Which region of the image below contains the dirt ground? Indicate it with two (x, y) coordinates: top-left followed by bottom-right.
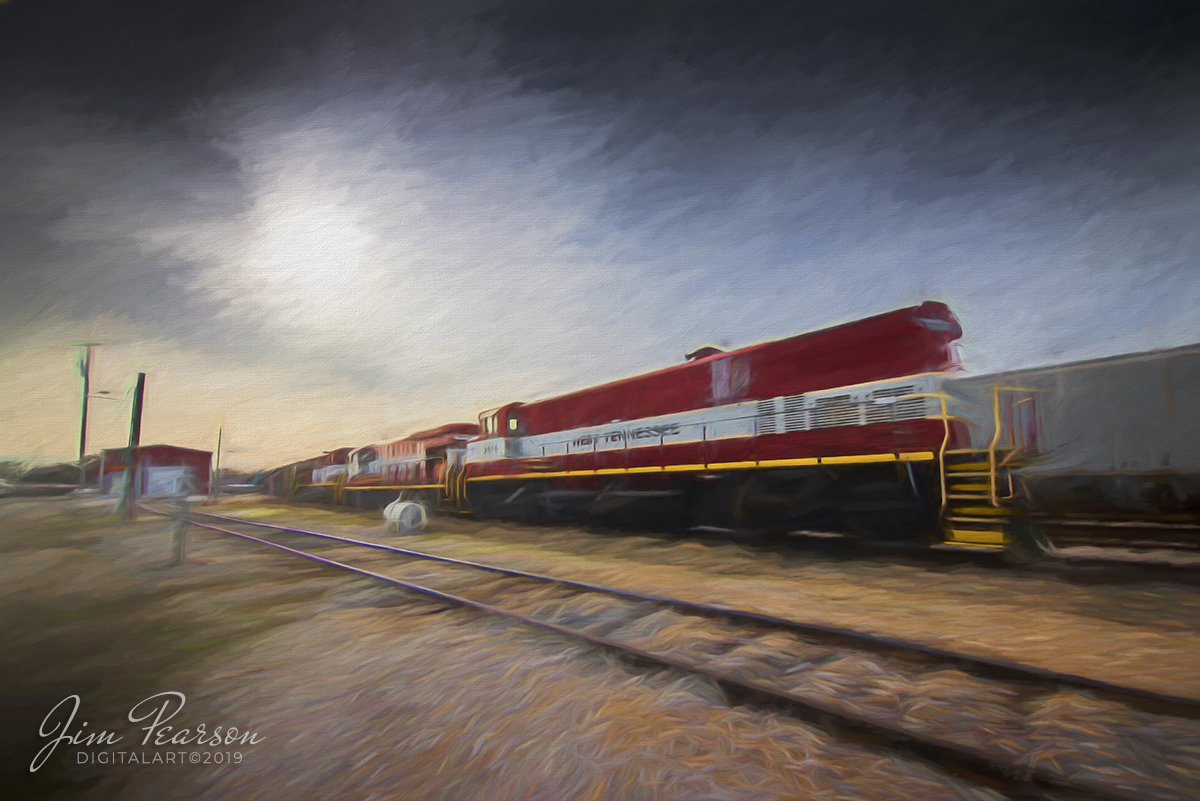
(216, 495), (1200, 698)
(3, 495), (1199, 800)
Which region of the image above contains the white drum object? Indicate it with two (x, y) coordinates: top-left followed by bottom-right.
(384, 500), (428, 534)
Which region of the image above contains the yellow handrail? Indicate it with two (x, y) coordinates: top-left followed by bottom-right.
(988, 385), (1043, 506)
(444, 452), (469, 510)
(901, 391), (956, 515)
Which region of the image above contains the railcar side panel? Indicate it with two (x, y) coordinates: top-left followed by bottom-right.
(946, 344), (1200, 520)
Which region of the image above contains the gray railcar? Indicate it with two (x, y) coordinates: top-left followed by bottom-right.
(945, 344), (1200, 521)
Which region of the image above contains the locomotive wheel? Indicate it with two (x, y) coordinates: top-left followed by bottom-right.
(689, 475), (754, 530)
(739, 469), (839, 533)
(517, 483), (549, 524)
(1003, 517), (1057, 564)
(840, 480), (927, 542)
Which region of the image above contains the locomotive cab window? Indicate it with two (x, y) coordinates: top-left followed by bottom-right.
(481, 412), (503, 437)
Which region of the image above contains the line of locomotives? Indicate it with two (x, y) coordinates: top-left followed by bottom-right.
(264, 302), (1200, 556)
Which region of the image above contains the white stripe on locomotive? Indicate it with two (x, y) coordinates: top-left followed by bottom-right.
(465, 373), (946, 464)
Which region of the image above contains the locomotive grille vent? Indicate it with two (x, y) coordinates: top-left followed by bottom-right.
(782, 394), (807, 432)
(811, 395), (860, 429)
(865, 386), (925, 424)
(755, 399), (778, 435)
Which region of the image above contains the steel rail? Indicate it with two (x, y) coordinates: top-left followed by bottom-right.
(166, 505), (1200, 717)
(154, 508), (1166, 801)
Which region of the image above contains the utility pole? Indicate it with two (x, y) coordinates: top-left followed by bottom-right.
(210, 419), (223, 504)
(117, 373), (146, 524)
(71, 342), (104, 486)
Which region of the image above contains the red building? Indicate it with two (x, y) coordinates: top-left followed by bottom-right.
(100, 445), (212, 497)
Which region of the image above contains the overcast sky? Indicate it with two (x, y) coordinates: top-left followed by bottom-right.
(1, 0), (1198, 467)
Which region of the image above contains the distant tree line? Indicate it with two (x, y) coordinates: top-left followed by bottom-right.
(0, 456), (100, 486)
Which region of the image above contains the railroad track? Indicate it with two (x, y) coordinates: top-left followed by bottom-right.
(705, 524), (1200, 585)
(1041, 523), (1200, 552)
(144, 503), (1200, 801)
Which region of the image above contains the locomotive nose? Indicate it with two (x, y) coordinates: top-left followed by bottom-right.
(914, 301), (962, 338)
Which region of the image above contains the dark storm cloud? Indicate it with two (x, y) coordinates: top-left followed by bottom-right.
(0, 0), (493, 110)
(0, 0), (333, 111)
(460, 0), (1200, 365)
(476, 0), (1200, 222)
(2, 0), (1199, 463)
(7, 0), (1196, 122)
(0, 0), (476, 342)
(0, 101), (242, 342)
(2, 1), (1197, 331)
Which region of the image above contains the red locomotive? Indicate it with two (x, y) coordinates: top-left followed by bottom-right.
(265, 302), (1200, 554)
(342, 423), (479, 508)
(490, 300), (961, 438)
(264, 447), (352, 500)
(281, 300), (1200, 554)
(458, 302), (971, 538)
